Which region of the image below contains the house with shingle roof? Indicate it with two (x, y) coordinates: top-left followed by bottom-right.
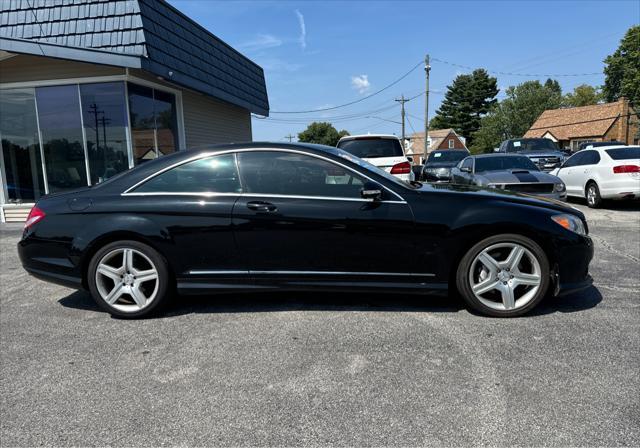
(524, 98), (638, 151)
(406, 129), (467, 164)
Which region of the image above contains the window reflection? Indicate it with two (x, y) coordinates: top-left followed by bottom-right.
(0, 88), (45, 201)
(128, 83), (178, 164)
(154, 89), (178, 157)
(80, 82), (129, 183)
(36, 85), (88, 193)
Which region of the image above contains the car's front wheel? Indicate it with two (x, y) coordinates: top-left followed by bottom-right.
(87, 240), (171, 318)
(456, 234), (550, 317)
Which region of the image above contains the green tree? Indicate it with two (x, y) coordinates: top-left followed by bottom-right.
(563, 84), (603, 107)
(430, 69), (499, 146)
(297, 122), (349, 146)
(470, 80), (563, 153)
(603, 26), (640, 106)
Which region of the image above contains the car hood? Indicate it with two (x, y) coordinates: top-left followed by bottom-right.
(479, 170), (561, 183)
(415, 182), (580, 216)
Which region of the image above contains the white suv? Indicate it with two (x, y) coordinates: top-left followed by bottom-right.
(550, 145), (640, 208)
(336, 134), (415, 182)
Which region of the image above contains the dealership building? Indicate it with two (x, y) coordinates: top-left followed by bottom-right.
(0, 0), (269, 221)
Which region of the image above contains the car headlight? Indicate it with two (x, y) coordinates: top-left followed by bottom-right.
(554, 182), (566, 192)
(551, 214), (587, 235)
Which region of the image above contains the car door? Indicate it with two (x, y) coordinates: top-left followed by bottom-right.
(579, 150), (601, 195)
(122, 153), (244, 277)
(232, 149), (417, 284)
(452, 157), (474, 184)
(556, 152), (585, 196)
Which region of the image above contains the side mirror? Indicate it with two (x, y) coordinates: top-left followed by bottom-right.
(460, 166), (472, 173)
(493, 147), (500, 152)
(361, 182), (383, 201)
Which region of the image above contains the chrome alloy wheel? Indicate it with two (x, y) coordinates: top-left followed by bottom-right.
(468, 242), (542, 311)
(95, 247), (159, 313)
(587, 185), (597, 206)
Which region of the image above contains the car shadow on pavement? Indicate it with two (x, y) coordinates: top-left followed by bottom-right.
(58, 285), (603, 318)
(567, 197), (640, 212)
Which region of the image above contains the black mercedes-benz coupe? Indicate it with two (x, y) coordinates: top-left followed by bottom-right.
(18, 143), (593, 318)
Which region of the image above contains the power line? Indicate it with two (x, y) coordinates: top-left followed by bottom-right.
(267, 60), (423, 114)
(431, 56), (602, 78)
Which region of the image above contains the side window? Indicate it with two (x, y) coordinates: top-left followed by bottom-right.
(460, 158), (473, 171)
(134, 154), (240, 193)
(238, 151), (366, 198)
(563, 152), (583, 168)
(583, 150), (601, 165)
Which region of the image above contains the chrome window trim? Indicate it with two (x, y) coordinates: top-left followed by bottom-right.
(189, 270), (434, 277)
(121, 148), (406, 202)
(123, 191), (406, 204)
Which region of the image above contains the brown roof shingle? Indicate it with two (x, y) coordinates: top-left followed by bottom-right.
(524, 100), (626, 140)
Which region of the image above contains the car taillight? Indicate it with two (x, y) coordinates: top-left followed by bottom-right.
(613, 165), (640, 174)
(390, 161), (411, 174)
(24, 206), (46, 230)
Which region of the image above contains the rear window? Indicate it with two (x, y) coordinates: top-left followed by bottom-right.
(337, 138), (404, 158)
(475, 156), (539, 173)
(606, 147), (640, 160)
(426, 151), (468, 164)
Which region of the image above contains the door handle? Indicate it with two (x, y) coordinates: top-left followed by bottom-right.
(246, 201), (277, 212)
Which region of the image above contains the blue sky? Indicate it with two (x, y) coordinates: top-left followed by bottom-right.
(169, 0), (639, 142)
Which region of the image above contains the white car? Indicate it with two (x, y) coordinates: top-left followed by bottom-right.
(336, 134), (415, 182)
(550, 145), (640, 208)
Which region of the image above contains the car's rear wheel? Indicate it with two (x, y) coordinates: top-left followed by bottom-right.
(87, 240), (171, 318)
(586, 182), (602, 208)
(456, 234), (550, 317)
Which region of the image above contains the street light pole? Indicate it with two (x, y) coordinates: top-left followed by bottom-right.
(424, 54), (431, 163)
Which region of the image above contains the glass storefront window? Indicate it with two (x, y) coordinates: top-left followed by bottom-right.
(80, 82), (129, 184)
(1, 80), (182, 203)
(128, 83), (178, 164)
(36, 85), (88, 193)
(0, 88), (45, 202)
(154, 89), (178, 157)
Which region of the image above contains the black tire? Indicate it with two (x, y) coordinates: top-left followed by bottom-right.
(586, 182), (602, 208)
(455, 234), (550, 317)
(87, 240), (172, 318)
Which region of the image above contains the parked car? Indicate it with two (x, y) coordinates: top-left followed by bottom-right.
(451, 154), (567, 200)
(411, 164), (424, 181)
(496, 138), (566, 171)
(337, 134), (414, 182)
(422, 149), (469, 183)
(550, 145), (640, 208)
(18, 142), (593, 318)
(578, 141), (626, 151)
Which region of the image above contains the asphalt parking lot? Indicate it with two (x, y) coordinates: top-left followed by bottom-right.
(1, 200), (639, 446)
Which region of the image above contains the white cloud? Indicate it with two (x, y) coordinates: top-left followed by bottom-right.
(351, 75), (371, 94)
(295, 10), (306, 49)
(238, 34), (282, 51)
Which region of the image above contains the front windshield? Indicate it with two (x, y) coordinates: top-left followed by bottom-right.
(325, 146), (413, 188)
(475, 156), (539, 172)
(426, 151), (468, 164)
(506, 139), (559, 153)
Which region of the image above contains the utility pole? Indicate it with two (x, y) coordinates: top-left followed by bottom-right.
(284, 134), (295, 142)
(424, 54), (431, 163)
(395, 94), (409, 151)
